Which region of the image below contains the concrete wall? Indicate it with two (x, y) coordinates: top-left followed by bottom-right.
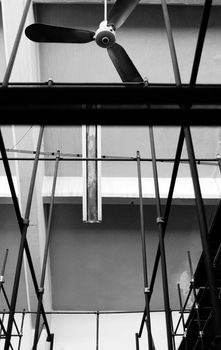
(48, 202), (215, 311)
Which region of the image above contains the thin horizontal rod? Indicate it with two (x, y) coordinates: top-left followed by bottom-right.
(1, 157), (219, 163)
(4, 82), (221, 87)
(6, 148), (219, 161)
(0, 309), (181, 315)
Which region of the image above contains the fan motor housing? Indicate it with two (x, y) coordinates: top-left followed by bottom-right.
(95, 24), (116, 48)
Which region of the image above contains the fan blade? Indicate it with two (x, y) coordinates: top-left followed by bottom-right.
(25, 23), (95, 43)
(107, 0), (140, 29)
(107, 43), (143, 83)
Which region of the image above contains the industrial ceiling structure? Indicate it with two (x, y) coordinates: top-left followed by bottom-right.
(0, 0), (221, 349)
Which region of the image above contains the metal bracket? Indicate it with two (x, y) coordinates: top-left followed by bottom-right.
(156, 217), (165, 224)
(23, 218), (30, 226)
(199, 330), (204, 338)
(0, 275), (4, 283)
(195, 303), (199, 310)
(144, 287), (150, 293)
(38, 287), (44, 294)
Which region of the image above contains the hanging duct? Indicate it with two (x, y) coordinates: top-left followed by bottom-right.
(82, 125), (101, 223)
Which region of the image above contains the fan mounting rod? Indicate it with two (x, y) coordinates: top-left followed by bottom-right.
(104, 0), (107, 21)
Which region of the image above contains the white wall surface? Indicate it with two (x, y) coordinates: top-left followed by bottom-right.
(0, 5), (6, 81)
(49, 311), (184, 350)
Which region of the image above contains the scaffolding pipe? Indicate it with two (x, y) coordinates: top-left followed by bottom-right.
(96, 311), (99, 350)
(4, 127), (44, 350)
(0, 129), (51, 339)
(0, 130), (24, 228)
(184, 126), (221, 347)
(174, 286), (192, 335)
(187, 251), (204, 349)
(149, 126), (173, 350)
(2, 285), (20, 336)
(0, 157), (220, 164)
(49, 334), (54, 350)
(18, 309), (25, 350)
(0, 249), (8, 295)
(0, 249), (9, 277)
(32, 151), (60, 350)
(138, 127), (185, 339)
(135, 333), (139, 350)
(161, 0), (182, 87)
(177, 284), (188, 350)
(190, 0), (213, 86)
(0, 310), (5, 339)
(2, 0), (33, 87)
(136, 151), (155, 350)
(0, 317), (13, 350)
(217, 154), (221, 174)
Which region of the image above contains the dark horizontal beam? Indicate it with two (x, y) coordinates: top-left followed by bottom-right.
(1, 84), (221, 125)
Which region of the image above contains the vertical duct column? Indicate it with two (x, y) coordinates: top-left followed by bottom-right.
(82, 125), (101, 223)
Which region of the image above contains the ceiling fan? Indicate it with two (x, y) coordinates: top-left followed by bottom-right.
(25, 0), (144, 84)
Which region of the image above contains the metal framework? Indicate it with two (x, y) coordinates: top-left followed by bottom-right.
(0, 0), (221, 349)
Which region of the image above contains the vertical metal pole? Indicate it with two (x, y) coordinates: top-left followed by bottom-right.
(0, 310), (6, 340)
(137, 151), (154, 350)
(177, 284), (188, 350)
(184, 126), (221, 347)
(49, 334), (54, 350)
(4, 126), (44, 350)
(32, 151), (60, 350)
(149, 126), (173, 350)
(216, 154), (221, 175)
(18, 310), (25, 350)
(0, 249), (9, 278)
(135, 333), (139, 350)
(2, 0), (33, 87)
(0, 249), (9, 294)
(0, 129), (51, 339)
(187, 251), (204, 349)
(138, 128), (185, 340)
(96, 311), (99, 350)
